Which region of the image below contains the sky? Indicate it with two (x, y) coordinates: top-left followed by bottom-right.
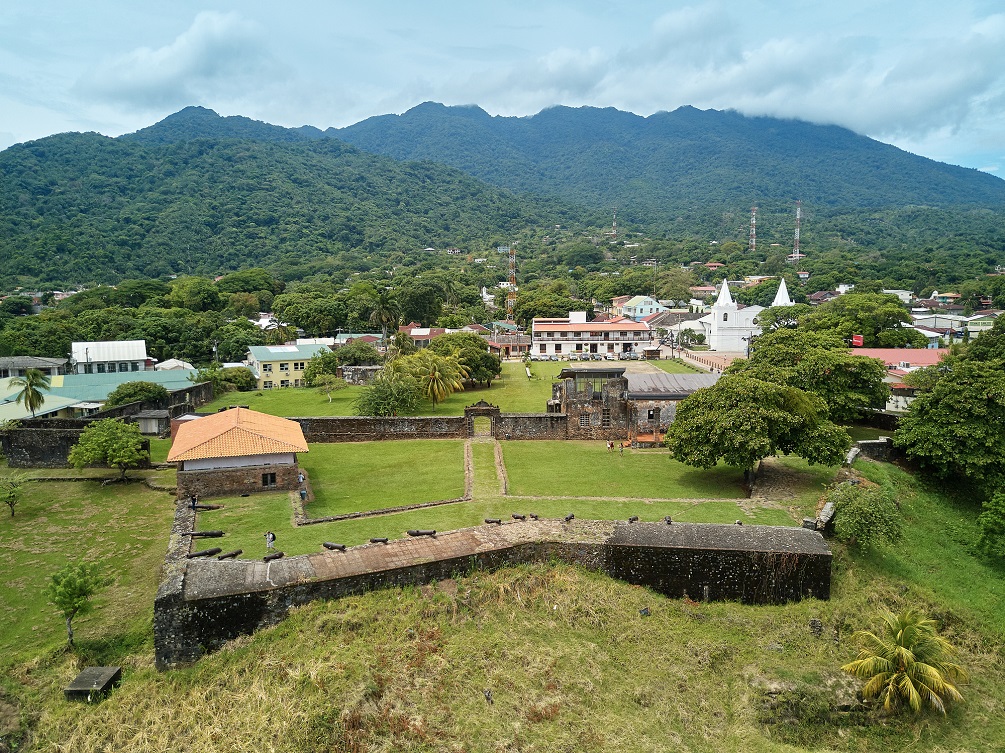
(2, 1), (1005, 176)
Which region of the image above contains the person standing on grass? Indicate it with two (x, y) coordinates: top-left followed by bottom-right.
(265, 531), (276, 550)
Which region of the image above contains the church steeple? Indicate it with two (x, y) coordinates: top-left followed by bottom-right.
(714, 280), (734, 307)
(770, 278), (793, 307)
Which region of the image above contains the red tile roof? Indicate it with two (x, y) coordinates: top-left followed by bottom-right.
(167, 407), (308, 462)
(849, 348), (949, 368)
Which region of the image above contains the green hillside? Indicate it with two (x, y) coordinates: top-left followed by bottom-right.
(332, 102), (1005, 220)
(0, 131), (580, 288)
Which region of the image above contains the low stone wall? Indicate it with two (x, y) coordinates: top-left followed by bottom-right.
(495, 413), (569, 440)
(855, 437), (896, 461)
(176, 463), (301, 499)
(0, 428), (151, 469)
(293, 416), (467, 443)
(154, 513), (831, 669)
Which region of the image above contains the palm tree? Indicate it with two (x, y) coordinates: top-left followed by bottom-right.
(10, 368), (51, 418)
(404, 350), (466, 406)
(368, 290), (401, 348)
(842, 609), (968, 714)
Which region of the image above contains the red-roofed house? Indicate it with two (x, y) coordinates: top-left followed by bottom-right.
(848, 348), (950, 412)
(167, 407), (309, 498)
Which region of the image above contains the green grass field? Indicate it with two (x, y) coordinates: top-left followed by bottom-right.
(198, 359), (708, 418)
(502, 440), (748, 499)
(7, 456), (1005, 752)
(200, 360), (567, 417)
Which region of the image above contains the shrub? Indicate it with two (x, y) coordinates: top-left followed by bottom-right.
(977, 491), (1005, 561)
(828, 482), (901, 549)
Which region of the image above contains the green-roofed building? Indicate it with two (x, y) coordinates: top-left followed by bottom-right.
(246, 344), (330, 389)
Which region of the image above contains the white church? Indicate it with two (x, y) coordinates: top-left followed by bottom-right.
(682, 278), (794, 351)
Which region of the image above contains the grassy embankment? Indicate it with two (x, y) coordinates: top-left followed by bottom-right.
(3, 457), (1004, 752)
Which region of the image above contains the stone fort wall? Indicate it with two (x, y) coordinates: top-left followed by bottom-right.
(154, 505), (832, 669)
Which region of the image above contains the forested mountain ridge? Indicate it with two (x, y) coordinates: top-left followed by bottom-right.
(3, 104), (1005, 291)
(0, 129), (580, 287)
(331, 103), (1005, 223)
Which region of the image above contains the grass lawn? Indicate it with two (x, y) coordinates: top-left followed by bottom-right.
(148, 437), (172, 464)
(17, 458), (1005, 752)
(0, 479), (175, 664)
(648, 358), (705, 374)
(299, 440), (466, 516)
(502, 440), (748, 499)
(199, 360), (566, 417)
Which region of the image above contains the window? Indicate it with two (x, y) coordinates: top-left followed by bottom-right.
(723, 312), (728, 322)
(96, 363), (106, 374)
(263, 381), (273, 389)
(647, 408), (660, 423)
(280, 379), (290, 388)
(555, 344), (562, 353)
(294, 379), (303, 387)
(263, 363), (273, 373)
(279, 362), (290, 372)
(262, 472), (277, 488)
(131, 362), (140, 371)
(83, 364), (93, 374)
(119, 362), (129, 373)
(293, 361), (305, 370)
(539, 345), (547, 354)
(601, 409), (611, 428)
(579, 414), (590, 428)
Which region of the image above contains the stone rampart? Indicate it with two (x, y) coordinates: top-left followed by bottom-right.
(0, 427), (151, 469)
(293, 416), (467, 443)
(495, 413), (569, 440)
(154, 512), (831, 669)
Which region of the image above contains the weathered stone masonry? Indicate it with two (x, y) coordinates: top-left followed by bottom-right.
(154, 504), (831, 669)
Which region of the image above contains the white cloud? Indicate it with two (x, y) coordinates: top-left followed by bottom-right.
(74, 11), (288, 111)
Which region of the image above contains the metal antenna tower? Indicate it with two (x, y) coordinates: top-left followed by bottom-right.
(793, 200), (802, 266)
(506, 245), (514, 319)
(748, 206), (758, 254)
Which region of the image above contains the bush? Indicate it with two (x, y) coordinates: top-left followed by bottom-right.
(220, 366), (257, 391)
(103, 381), (169, 408)
(828, 482), (901, 548)
(977, 491), (1005, 561)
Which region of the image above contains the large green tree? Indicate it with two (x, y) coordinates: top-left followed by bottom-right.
(104, 381), (169, 409)
(665, 375), (851, 474)
(801, 293), (926, 348)
(894, 360), (1005, 496)
(427, 332), (501, 387)
(353, 371), (421, 416)
(842, 609), (968, 715)
(68, 419), (149, 480)
(728, 329), (889, 421)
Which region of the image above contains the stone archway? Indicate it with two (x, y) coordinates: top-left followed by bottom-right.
(464, 400), (501, 437)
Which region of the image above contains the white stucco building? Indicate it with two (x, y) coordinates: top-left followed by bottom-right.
(532, 312), (650, 357)
(685, 279), (794, 352)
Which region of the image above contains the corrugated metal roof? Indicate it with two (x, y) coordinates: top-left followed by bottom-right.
(71, 340), (149, 363)
(625, 372), (719, 399)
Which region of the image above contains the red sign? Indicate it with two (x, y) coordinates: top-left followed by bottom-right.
(851, 334), (864, 347)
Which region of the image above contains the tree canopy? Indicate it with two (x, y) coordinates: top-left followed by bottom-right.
(68, 419), (149, 479)
(727, 329), (889, 421)
(665, 375), (851, 472)
(103, 381), (169, 408)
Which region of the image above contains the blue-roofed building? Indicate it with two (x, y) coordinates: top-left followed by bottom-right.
(0, 369), (200, 421)
(247, 344), (330, 389)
